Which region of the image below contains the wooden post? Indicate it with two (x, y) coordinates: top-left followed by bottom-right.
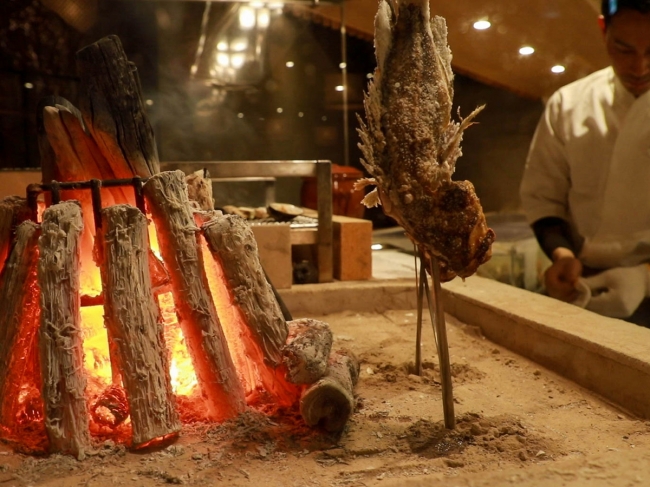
(96, 205), (181, 446)
(300, 349), (360, 432)
(38, 202), (92, 459)
(0, 222), (41, 428)
(77, 35), (160, 178)
(283, 318), (333, 384)
(143, 171), (245, 421)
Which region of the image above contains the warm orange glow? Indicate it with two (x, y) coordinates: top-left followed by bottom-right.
(158, 292), (198, 396)
(199, 235), (301, 407)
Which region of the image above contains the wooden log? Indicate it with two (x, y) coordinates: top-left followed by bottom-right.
(282, 319), (333, 384)
(143, 171), (245, 421)
(77, 35), (159, 178)
(202, 215), (288, 365)
(38, 201), (92, 459)
(0, 196), (31, 274)
(186, 169), (214, 211)
(95, 204), (181, 446)
(201, 214), (302, 405)
(300, 349), (360, 433)
(37, 96), (81, 185)
(0, 222), (41, 428)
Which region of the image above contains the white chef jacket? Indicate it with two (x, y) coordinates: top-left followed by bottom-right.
(520, 66), (650, 268)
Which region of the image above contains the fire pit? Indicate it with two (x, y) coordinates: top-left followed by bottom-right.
(0, 35), (358, 459)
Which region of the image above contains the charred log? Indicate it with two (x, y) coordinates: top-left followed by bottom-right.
(300, 349), (360, 433)
(143, 171), (245, 421)
(0, 222), (41, 429)
(38, 202), (92, 459)
(0, 196), (31, 274)
(96, 204), (181, 446)
(76, 35), (159, 178)
(282, 319), (333, 384)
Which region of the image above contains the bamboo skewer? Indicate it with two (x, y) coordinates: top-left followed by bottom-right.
(429, 255), (455, 429)
(413, 247), (456, 430)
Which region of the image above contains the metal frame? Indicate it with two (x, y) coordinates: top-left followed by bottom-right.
(161, 160), (333, 283)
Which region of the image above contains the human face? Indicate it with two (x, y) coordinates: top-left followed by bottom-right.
(602, 9), (650, 97)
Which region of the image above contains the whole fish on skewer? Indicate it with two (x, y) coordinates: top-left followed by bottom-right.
(356, 0), (495, 281)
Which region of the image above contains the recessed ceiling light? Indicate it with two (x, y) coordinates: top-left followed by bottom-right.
(286, 61), (294, 68)
(473, 20), (491, 30)
(551, 65), (566, 73)
(335, 85), (344, 92)
(519, 46), (535, 55)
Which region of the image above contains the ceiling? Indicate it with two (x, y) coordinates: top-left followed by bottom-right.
(292, 0), (609, 99)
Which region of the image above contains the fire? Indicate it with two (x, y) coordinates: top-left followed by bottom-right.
(76, 216), (202, 430)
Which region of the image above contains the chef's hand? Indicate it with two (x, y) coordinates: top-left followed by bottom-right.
(583, 265), (650, 318)
(545, 248), (583, 302)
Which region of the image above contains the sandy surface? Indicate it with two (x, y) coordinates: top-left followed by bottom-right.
(1, 308), (649, 487)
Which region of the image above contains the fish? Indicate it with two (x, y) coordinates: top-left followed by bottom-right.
(356, 0), (495, 281)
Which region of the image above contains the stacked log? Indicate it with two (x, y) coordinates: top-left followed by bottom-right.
(0, 222), (41, 429)
(0, 196), (31, 274)
(143, 171), (246, 421)
(201, 214), (301, 405)
(300, 349), (360, 432)
(38, 202), (92, 459)
(95, 205), (180, 446)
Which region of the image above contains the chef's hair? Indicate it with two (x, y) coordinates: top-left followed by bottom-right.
(601, 0), (650, 25)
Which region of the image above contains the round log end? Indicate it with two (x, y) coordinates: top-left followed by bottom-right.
(299, 377), (354, 433)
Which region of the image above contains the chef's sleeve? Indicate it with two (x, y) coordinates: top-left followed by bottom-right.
(519, 93), (571, 226)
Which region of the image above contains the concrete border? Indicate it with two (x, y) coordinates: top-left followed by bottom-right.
(280, 276), (650, 419)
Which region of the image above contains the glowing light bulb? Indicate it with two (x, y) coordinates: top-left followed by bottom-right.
(473, 20), (491, 30)
(239, 6), (256, 29)
(286, 61), (294, 68)
(551, 65), (566, 73)
(231, 54), (245, 68)
(257, 9), (270, 28)
(519, 46), (535, 55)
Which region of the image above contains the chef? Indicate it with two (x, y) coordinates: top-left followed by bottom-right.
(520, 0), (650, 324)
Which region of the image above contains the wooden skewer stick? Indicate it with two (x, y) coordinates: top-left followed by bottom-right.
(428, 255), (455, 429)
(413, 246), (425, 376)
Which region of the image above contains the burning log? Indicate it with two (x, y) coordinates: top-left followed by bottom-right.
(77, 35), (160, 179)
(0, 222), (41, 428)
(0, 196), (31, 273)
(300, 349), (360, 433)
(186, 169), (214, 211)
(95, 204), (181, 446)
(143, 171), (246, 421)
(202, 215), (288, 365)
(282, 319), (333, 384)
(38, 202), (92, 459)
(201, 214), (302, 405)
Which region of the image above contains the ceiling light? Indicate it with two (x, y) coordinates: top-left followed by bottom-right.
(24, 82), (34, 89)
(286, 61), (294, 68)
(231, 39), (248, 52)
(239, 6), (256, 29)
(298, 112), (304, 117)
(217, 53), (230, 67)
(231, 54), (245, 68)
(519, 46), (535, 55)
(257, 9), (270, 28)
(145, 99), (154, 106)
(339, 62), (347, 69)
(551, 65), (565, 73)
(238, 113), (244, 118)
(335, 85), (344, 92)
(371, 244), (383, 250)
(473, 20), (491, 30)
(277, 107), (283, 113)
